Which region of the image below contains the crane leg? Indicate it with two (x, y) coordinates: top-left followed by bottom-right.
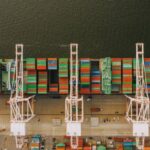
(136, 137), (145, 150)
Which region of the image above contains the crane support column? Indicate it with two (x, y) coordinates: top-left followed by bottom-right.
(65, 43), (84, 149)
(9, 44), (35, 149)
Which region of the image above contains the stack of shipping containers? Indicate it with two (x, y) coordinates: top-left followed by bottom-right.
(91, 59), (101, 94)
(48, 58), (59, 94)
(37, 58), (47, 70)
(122, 58), (133, 94)
(1, 59), (11, 93)
(58, 58), (69, 94)
(80, 58), (91, 94)
(101, 57), (111, 94)
(111, 58), (122, 93)
(0, 59), (2, 93)
(38, 71), (47, 94)
(37, 58), (47, 94)
(132, 58), (136, 93)
(26, 58), (37, 94)
(144, 58), (150, 93)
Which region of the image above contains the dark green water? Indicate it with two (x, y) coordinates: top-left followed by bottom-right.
(0, 0), (150, 58)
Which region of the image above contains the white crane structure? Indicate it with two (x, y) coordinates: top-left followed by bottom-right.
(7, 59), (15, 91)
(65, 43), (84, 149)
(9, 44), (35, 149)
(126, 43), (150, 150)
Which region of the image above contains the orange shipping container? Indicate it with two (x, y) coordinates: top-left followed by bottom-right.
(112, 70), (121, 74)
(112, 58), (121, 61)
(56, 148), (65, 150)
(30, 143), (40, 147)
(144, 58), (150, 61)
(123, 78), (132, 82)
(117, 145), (123, 150)
(83, 146), (91, 150)
(123, 70), (132, 74)
(66, 146), (83, 150)
(122, 84), (132, 88)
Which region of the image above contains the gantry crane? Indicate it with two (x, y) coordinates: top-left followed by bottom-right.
(65, 43), (84, 149)
(9, 44), (35, 149)
(126, 43), (150, 150)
